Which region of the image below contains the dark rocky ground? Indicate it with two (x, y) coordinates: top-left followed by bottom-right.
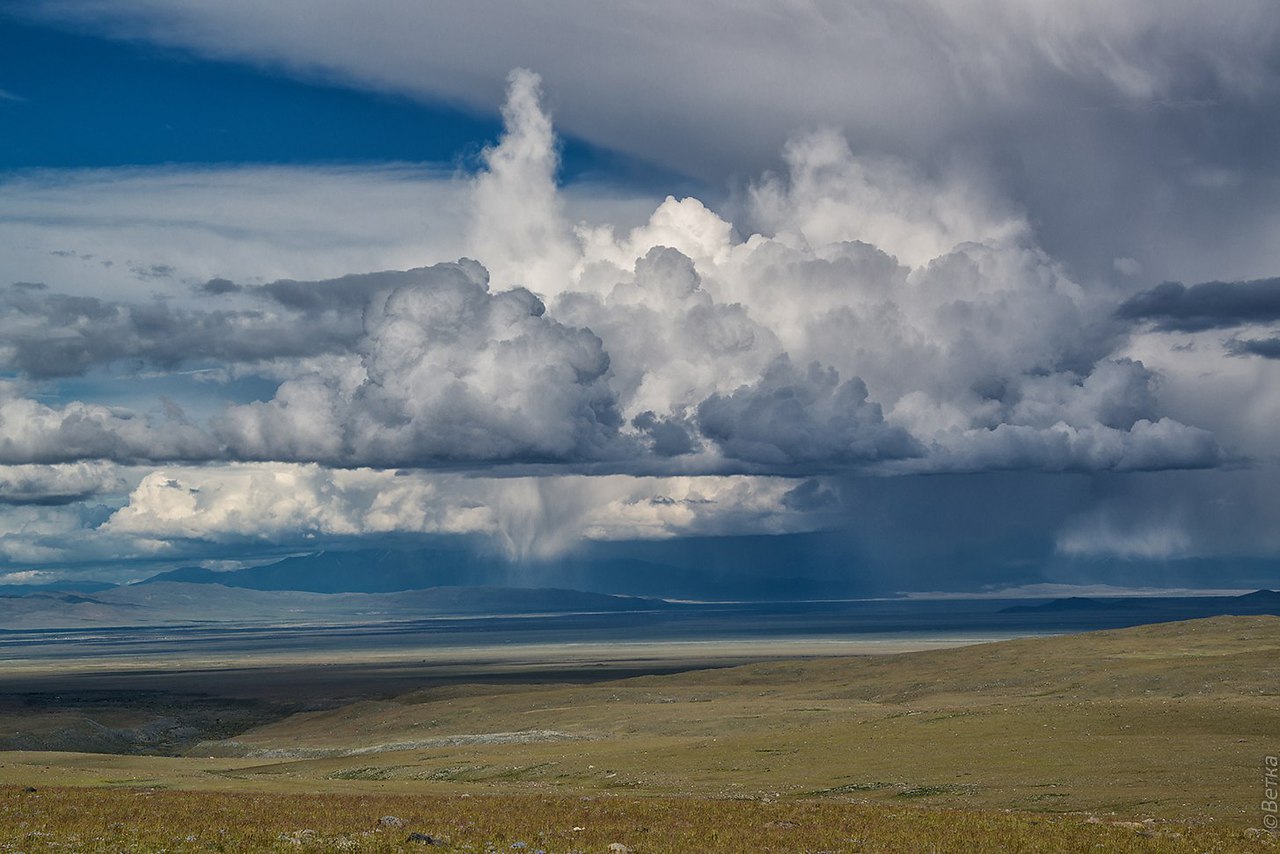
(0, 689), (298, 755)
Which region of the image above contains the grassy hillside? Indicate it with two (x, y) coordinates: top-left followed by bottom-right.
(1, 616), (1278, 850)
(150, 616), (1269, 819)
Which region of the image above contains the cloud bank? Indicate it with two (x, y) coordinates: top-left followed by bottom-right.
(19, 0), (1280, 286)
(0, 71), (1222, 481)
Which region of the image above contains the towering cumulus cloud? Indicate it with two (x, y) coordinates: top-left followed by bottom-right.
(468, 69), (579, 296)
(0, 70), (1237, 566)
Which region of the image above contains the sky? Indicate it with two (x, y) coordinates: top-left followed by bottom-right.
(1, 2), (1279, 596)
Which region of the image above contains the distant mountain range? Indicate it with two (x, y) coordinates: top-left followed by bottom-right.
(4, 544), (1276, 631)
(999, 589), (1280, 615)
(0, 580), (118, 597)
(131, 549), (853, 601)
(0, 582), (681, 630)
(136, 549), (499, 593)
(998, 596), (1152, 614)
(0, 575), (1276, 632)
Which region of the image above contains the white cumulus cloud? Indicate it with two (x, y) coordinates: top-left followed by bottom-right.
(102, 465), (827, 561)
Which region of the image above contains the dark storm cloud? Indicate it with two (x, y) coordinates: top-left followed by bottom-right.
(0, 295), (346, 378)
(0, 278), (379, 378)
(1116, 278), (1280, 332)
(250, 269), (423, 314)
(631, 411), (696, 457)
(696, 356), (921, 467)
(1226, 336), (1280, 359)
(198, 277), (240, 295)
(0, 463), (124, 506)
(781, 478), (839, 512)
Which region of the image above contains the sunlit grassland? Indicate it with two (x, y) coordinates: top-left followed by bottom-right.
(1, 616), (1279, 851)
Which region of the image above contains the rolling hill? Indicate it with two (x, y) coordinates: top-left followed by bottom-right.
(121, 615), (1280, 820)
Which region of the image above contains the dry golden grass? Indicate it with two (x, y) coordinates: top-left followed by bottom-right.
(0, 785), (1274, 853)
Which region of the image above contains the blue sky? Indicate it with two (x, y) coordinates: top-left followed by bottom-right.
(1, 2), (1279, 596)
(0, 11), (684, 188)
(0, 14), (500, 168)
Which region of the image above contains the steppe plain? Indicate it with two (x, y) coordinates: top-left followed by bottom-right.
(1, 615), (1278, 851)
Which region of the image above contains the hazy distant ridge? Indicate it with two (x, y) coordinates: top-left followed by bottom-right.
(132, 548), (852, 600)
(0, 582), (678, 629)
(998, 590), (1280, 615)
